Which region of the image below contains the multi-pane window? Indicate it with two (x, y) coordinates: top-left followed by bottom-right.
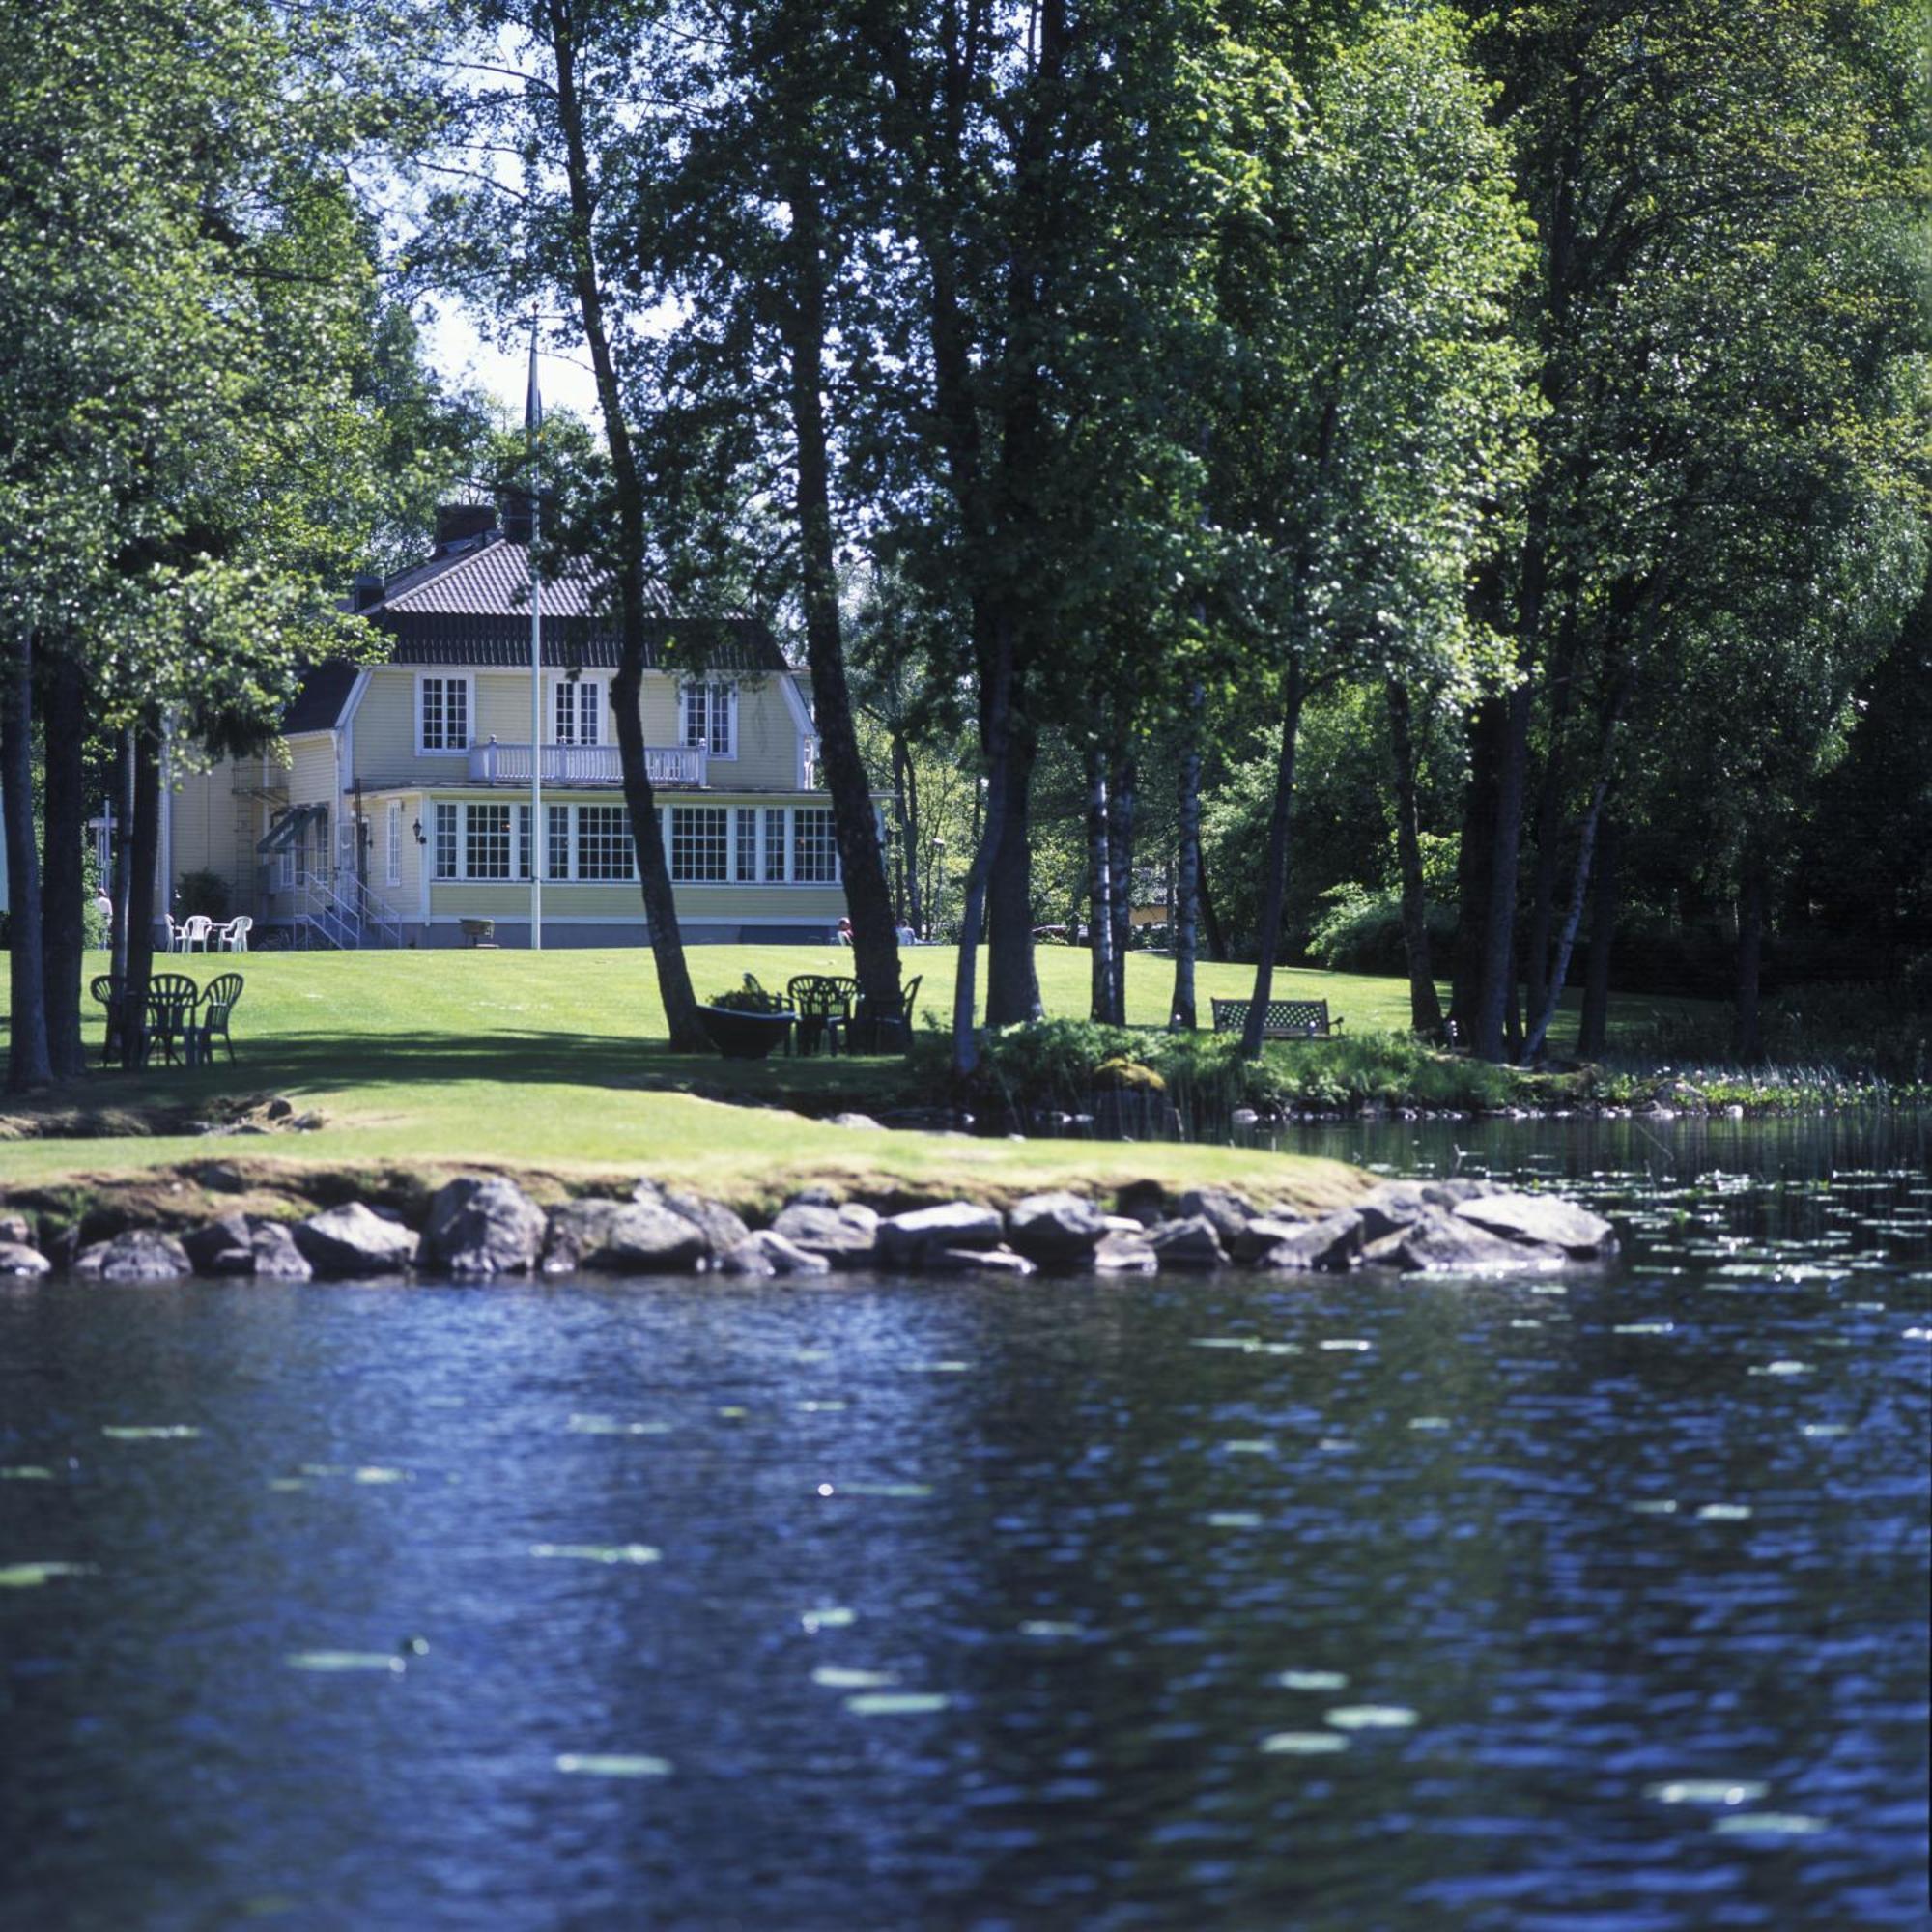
(466, 803), (512, 879)
(670, 807), (728, 883)
(792, 807), (838, 883)
(518, 805), (532, 882)
(734, 808), (757, 883)
(554, 678), (601, 745)
(763, 808), (788, 883)
(548, 805), (571, 881)
(434, 802), (459, 880)
(385, 803), (402, 886)
(577, 805), (635, 880)
(419, 674), (470, 752)
(681, 681), (735, 757)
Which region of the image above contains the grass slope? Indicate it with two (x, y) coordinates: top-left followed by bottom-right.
(0, 945), (1713, 1210)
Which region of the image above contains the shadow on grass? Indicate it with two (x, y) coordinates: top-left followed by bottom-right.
(0, 1024), (923, 1127)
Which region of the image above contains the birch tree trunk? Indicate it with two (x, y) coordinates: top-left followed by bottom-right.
(3, 630), (51, 1092)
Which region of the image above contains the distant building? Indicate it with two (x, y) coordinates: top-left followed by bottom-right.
(164, 504), (863, 948)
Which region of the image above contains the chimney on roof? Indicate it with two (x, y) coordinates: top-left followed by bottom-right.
(351, 573), (384, 611)
(433, 502), (497, 556)
(499, 486), (534, 547)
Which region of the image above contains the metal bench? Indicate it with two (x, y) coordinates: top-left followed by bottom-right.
(1209, 997), (1344, 1039)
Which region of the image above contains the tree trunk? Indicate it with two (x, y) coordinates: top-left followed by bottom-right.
(1085, 742), (1113, 1022)
(1198, 852), (1227, 962)
(111, 724), (133, 988)
(1169, 679), (1203, 1029)
(1732, 846), (1765, 1063)
(3, 629), (51, 1092)
(1385, 673), (1442, 1037)
(123, 723), (161, 1065)
(782, 162), (900, 1017)
(547, 0), (703, 1050)
(1474, 670), (1533, 1062)
(952, 618), (1016, 1072)
(892, 732), (922, 932)
(1106, 751), (1136, 1026)
(40, 649), (87, 1079)
(1450, 693), (1504, 1044)
(984, 710), (1040, 1025)
(1241, 658), (1304, 1060)
(1522, 603), (1580, 1028)
(1576, 808), (1617, 1059)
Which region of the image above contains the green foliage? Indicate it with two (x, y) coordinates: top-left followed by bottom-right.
(707, 987), (785, 1014)
(173, 871), (231, 923)
(1308, 884), (1457, 977)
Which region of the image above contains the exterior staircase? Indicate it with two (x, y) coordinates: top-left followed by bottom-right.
(294, 868), (407, 950)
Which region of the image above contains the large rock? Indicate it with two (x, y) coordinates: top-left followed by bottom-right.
(737, 1230), (833, 1277)
(715, 1240), (776, 1278)
(874, 1202), (1004, 1265)
(1092, 1230), (1159, 1274)
(1230, 1215), (1314, 1264)
(1148, 1215), (1228, 1270)
(633, 1181), (751, 1260)
(769, 1200), (880, 1266)
(184, 1213), (311, 1280)
(1253, 1209), (1365, 1273)
(591, 1200), (711, 1274)
(72, 1229), (194, 1282)
(1006, 1191), (1107, 1264)
(0, 1241), (50, 1278)
(1178, 1188), (1259, 1247)
(0, 1212), (34, 1246)
(542, 1199), (622, 1275)
(1364, 1208), (1559, 1273)
(1455, 1192), (1617, 1259)
(926, 1244), (1038, 1276)
(292, 1202), (419, 1278)
(424, 1177), (547, 1278)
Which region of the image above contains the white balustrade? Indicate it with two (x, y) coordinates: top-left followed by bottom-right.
(465, 741), (706, 787)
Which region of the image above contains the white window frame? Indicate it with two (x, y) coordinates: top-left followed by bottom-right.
(434, 802), (459, 880)
(552, 675), (603, 747)
(416, 672), (474, 754)
(385, 802), (402, 886)
(669, 805), (730, 884)
(681, 679), (738, 760)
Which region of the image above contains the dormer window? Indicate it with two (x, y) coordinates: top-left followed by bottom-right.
(554, 677), (602, 745)
(681, 680), (736, 759)
(418, 673), (471, 753)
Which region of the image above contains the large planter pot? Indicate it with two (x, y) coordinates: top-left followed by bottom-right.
(697, 1005), (796, 1061)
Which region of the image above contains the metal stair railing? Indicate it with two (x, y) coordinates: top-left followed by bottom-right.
(296, 868), (409, 950)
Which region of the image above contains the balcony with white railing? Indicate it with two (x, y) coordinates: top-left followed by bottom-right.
(466, 740), (707, 789)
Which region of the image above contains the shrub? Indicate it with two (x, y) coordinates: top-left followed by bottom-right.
(175, 868), (230, 922)
(1308, 882), (1455, 976)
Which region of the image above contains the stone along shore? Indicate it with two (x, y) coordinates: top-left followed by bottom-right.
(0, 1175), (1617, 1283)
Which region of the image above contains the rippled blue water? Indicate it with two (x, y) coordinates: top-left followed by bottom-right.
(1, 1116), (1927, 1930)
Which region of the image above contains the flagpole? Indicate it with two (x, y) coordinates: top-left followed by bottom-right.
(527, 318), (543, 951)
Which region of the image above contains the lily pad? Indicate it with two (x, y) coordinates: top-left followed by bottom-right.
(1191, 1337), (1261, 1352)
(529, 1543), (661, 1565)
(831, 1481), (932, 1498)
(844, 1691), (950, 1716)
(0, 1561), (95, 1588)
(1018, 1621), (1084, 1638)
(1747, 1362), (1811, 1378)
(567, 1415), (670, 1436)
(1274, 1669), (1349, 1690)
(353, 1467), (407, 1484)
(1695, 1503), (1753, 1520)
(1629, 1499), (1679, 1515)
(1324, 1705), (1417, 1731)
(101, 1426), (200, 1440)
(811, 1666), (897, 1689)
(904, 1362), (971, 1374)
(1261, 1731), (1349, 1754)
(796, 1401), (847, 1413)
(1612, 1322), (1674, 1337)
(0, 1466), (54, 1481)
(1407, 1417), (1452, 1432)
(1320, 1339), (1373, 1352)
(284, 1651), (404, 1673)
(1206, 1511), (1263, 1529)
(1644, 1779), (1769, 1805)
(801, 1606), (855, 1633)
(1710, 1812), (1825, 1837)
(1222, 1439), (1277, 1455)
(555, 1753), (671, 1777)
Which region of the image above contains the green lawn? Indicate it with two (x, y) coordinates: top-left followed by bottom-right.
(0, 944), (1717, 1212)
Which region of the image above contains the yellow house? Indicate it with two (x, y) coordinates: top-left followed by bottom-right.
(164, 505), (859, 948)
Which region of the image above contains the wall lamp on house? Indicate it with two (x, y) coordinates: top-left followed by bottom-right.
(412, 818), (427, 847)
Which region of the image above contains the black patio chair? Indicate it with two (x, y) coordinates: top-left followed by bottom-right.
(194, 972), (244, 1064)
(145, 973), (203, 1067)
(786, 975), (859, 1057)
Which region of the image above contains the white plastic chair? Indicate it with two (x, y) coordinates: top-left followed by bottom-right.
(179, 915), (213, 952)
(219, 916), (252, 952)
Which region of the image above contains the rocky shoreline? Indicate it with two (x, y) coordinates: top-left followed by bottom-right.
(0, 1173), (1617, 1285)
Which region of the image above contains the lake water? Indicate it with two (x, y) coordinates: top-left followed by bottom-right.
(2, 1116), (1927, 1930)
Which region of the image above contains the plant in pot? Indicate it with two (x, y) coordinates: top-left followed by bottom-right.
(697, 982), (797, 1060)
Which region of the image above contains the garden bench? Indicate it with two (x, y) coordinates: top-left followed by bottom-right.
(1209, 997), (1343, 1039)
